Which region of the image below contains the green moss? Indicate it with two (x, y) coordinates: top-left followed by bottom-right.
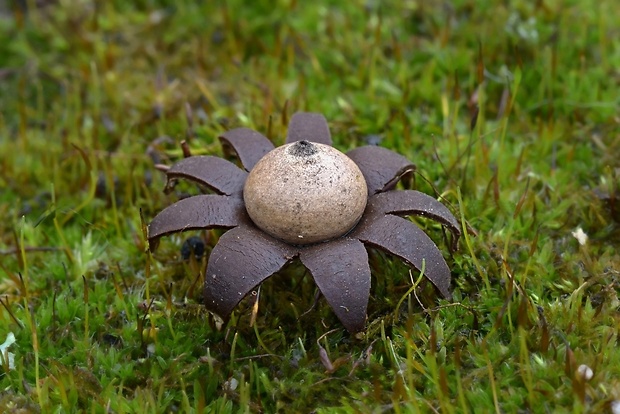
(0, 0), (619, 412)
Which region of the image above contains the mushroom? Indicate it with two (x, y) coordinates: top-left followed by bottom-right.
(148, 112), (461, 333)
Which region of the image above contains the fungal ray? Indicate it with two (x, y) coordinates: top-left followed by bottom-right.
(148, 195), (248, 243)
(204, 224), (296, 319)
(347, 145), (415, 195)
(353, 214), (453, 299)
(286, 112), (332, 146)
(367, 190), (461, 252)
(299, 237), (371, 333)
(164, 156), (247, 196)
(219, 128), (275, 171)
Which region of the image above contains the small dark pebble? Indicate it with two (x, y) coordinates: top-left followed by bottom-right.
(181, 236), (205, 260)
(144, 170), (153, 188)
(18, 191), (51, 217)
(101, 333), (123, 348)
(364, 134), (383, 146)
(95, 172), (120, 200)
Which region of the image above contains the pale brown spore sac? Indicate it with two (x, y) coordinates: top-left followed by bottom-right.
(243, 140), (368, 245)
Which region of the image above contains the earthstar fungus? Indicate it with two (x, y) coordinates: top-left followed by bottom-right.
(148, 112), (461, 333)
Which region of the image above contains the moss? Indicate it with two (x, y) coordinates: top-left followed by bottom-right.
(0, 0), (619, 412)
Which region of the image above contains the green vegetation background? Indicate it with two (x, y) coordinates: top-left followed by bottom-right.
(0, 0), (619, 412)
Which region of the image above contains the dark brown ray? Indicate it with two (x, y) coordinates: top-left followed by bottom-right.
(164, 156), (247, 196)
(204, 225), (297, 319)
(148, 195), (248, 244)
(346, 146), (415, 195)
(367, 190), (461, 251)
(219, 128), (275, 171)
(353, 214), (452, 299)
(299, 237), (370, 333)
(286, 112), (332, 146)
